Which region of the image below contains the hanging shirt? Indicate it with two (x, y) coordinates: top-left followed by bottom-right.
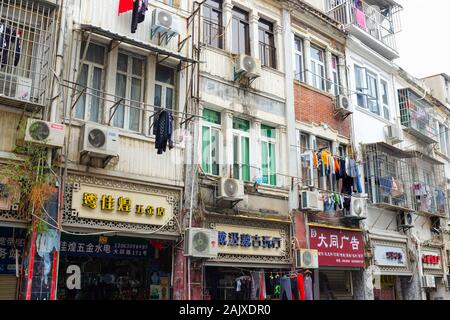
(0, 24), (21, 68)
(313, 152), (318, 169)
(304, 275), (313, 300)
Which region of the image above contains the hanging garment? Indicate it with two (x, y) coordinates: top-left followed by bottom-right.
(436, 190), (446, 211)
(380, 176), (393, 193)
(131, 0), (149, 33)
(304, 274), (314, 300)
(153, 109), (174, 154)
(36, 229), (60, 285)
(343, 196), (352, 215)
(342, 176), (354, 195)
(334, 157), (340, 174)
(313, 152), (318, 169)
(236, 279), (242, 292)
(259, 270), (266, 300)
(297, 274), (305, 300)
(355, 166), (363, 194)
(250, 272), (258, 300)
(290, 276), (300, 300)
(323, 195), (334, 212)
(0, 24), (21, 68)
(280, 276), (292, 300)
(355, 8), (367, 29)
(118, 0), (134, 14)
(321, 150), (331, 167)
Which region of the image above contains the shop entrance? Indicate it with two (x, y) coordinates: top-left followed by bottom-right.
(374, 275), (396, 300)
(57, 234), (172, 300)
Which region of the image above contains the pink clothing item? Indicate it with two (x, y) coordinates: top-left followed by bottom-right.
(355, 8), (366, 29)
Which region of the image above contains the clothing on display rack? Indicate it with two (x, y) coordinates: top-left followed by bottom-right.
(280, 276), (292, 300)
(153, 109), (174, 154)
(304, 272), (313, 300)
(234, 276), (252, 300)
(290, 276), (300, 300)
(0, 23), (21, 68)
(297, 273), (305, 301)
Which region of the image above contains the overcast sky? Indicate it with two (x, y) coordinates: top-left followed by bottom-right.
(395, 0), (450, 79)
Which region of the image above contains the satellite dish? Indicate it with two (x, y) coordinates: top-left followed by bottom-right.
(29, 121), (50, 141)
(88, 129), (106, 148)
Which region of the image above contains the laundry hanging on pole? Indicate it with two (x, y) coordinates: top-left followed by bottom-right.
(153, 109), (174, 155)
(131, 0), (149, 33)
(118, 0), (134, 15)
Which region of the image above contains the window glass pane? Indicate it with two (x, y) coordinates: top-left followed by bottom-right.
(233, 117), (250, 132)
(81, 43), (105, 65)
(239, 22), (248, 55)
(232, 18), (239, 53)
(383, 107), (390, 121)
(310, 46), (323, 62)
(166, 87), (174, 110)
(233, 135), (239, 179)
(232, 7), (248, 21)
(90, 67), (102, 122)
(241, 137), (250, 181)
(114, 74), (127, 128)
(381, 80), (389, 105)
(261, 124), (275, 138)
(211, 129), (220, 175)
(75, 64), (88, 119)
(117, 53), (128, 73)
(202, 126), (211, 174)
(261, 142), (268, 184)
(156, 64), (174, 84)
(129, 78), (141, 131)
(154, 84), (162, 108)
(132, 58), (144, 76)
(269, 143), (276, 185)
(203, 109), (221, 124)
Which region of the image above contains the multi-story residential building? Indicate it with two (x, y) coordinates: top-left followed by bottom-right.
(196, 0), (293, 301)
(0, 0), (59, 300)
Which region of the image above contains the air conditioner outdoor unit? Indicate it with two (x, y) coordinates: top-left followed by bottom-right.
(386, 124), (404, 144)
(397, 212), (414, 230)
(218, 178), (245, 201)
(335, 94), (353, 114)
(184, 228), (219, 258)
(347, 196), (368, 217)
(422, 275), (436, 288)
(235, 54), (262, 79)
(0, 72), (32, 101)
(295, 249), (319, 269)
(300, 190), (324, 212)
(24, 119), (65, 148)
(79, 123), (119, 164)
(151, 8), (182, 38)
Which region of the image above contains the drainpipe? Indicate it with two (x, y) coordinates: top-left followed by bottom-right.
(411, 232), (426, 300)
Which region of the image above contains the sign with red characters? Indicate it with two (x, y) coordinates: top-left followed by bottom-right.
(421, 249), (443, 270)
(309, 225), (364, 267)
(423, 255), (440, 265)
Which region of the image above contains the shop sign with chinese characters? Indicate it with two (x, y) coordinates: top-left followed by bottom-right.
(309, 225), (364, 267)
(374, 245), (407, 267)
(214, 224), (285, 257)
(0, 227), (26, 274)
(422, 250), (442, 270)
(71, 183), (174, 226)
(60, 234), (152, 259)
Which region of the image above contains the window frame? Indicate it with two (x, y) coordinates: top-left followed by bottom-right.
(331, 54), (341, 96)
(231, 7), (250, 55)
(258, 18), (276, 69)
(310, 45), (326, 91)
(232, 117), (251, 181)
(380, 79), (390, 121)
(202, 109), (222, 176)
(74, 43), (106, 123)
(260, 125), (277, 186)
(153, 64), (176, 114)
(294, 36), (305, 82)
(202, 0), (224, 49)
(113, 51), (145, 132)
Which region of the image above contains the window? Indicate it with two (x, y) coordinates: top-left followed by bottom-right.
(310, 45), (326, 91)
(162, 0), (179, 7)
(258, 19), (276, 68)
(233, 118), (250, 181)
(331, 55), (340, 96)
(154, 64), (175, 115)
(203, 0), (223, 49)
(299, 132), (314, 187)
(381, 79), (390, 120)
(113, 52), (145, 132)
(354, 65), (366, 108)
(261, 125), (276, 186)
(439, 123), (448, 156)
(366, 71), (380, 115)
(445, 128), (450, 158)
(202, 109), (221, 176)
(231, 7), (250, 55)
(446, 81), (450, 102)
(75, 43), (106, 122)
(294, 37), (304, 82)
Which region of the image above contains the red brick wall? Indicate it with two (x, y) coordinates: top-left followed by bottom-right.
(294, 82), (350, 139)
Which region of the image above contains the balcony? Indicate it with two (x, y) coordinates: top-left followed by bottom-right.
(410, 156), (447, 217)
(398, 89), (438, 144)
(363, 143), (414, 211)
(326, 0), (402, 60)
(0, 0), (57, 109)
(202, 18), (225, 50)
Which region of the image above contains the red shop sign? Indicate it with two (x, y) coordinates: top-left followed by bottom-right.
(422, 255), (440, 265)
(309, 226), (364, 267)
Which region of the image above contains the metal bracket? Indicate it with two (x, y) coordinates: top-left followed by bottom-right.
(70, 87), (87, 111)
(108, 98), (124, 125)
(178, 35), (191, 52)
(180, 115), (195, 126)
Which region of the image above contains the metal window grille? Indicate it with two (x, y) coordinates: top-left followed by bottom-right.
(0, 0), (56, 106)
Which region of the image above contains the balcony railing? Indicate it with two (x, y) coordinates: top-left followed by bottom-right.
(398, 89), (438, 143)
(412, 181), (447, 217)
(259, 42), (276, 69)
(363, 143), (414, 211)
(326, 0), (401, 56)
(202, 18), (224, 50)
(0, 0), (56, 107)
